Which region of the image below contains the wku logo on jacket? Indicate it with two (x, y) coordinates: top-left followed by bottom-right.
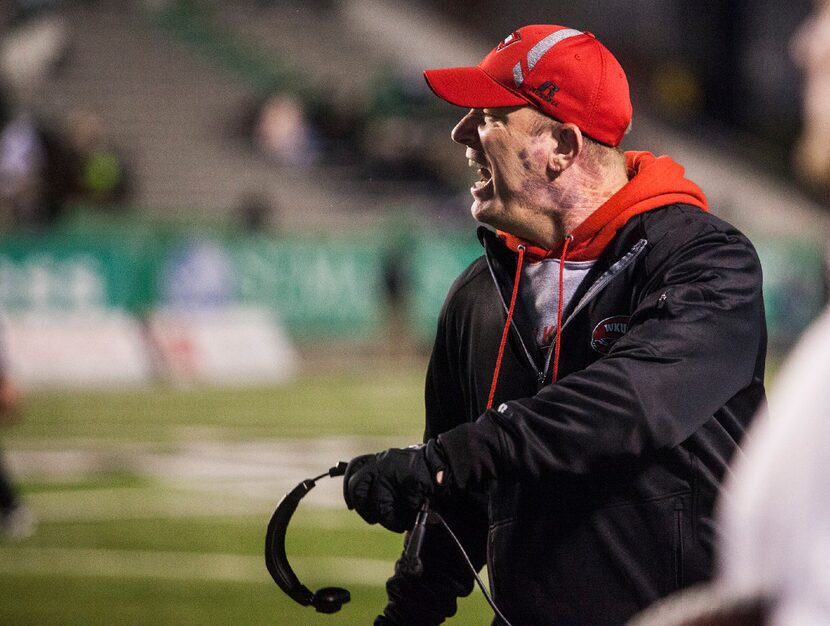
(591, 316), (630, 354)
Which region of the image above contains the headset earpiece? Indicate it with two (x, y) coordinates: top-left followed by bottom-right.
(311, 586), (351, 613)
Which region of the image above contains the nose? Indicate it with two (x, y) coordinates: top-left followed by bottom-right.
(451, 109), (480, 146)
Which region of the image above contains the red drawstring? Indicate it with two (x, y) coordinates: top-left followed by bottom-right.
(487, 234), (572, 409)
(551, 234), (573, 383)
(487, 245), (525, 410)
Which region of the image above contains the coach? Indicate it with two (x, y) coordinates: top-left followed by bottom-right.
(344, 24), (767, 625)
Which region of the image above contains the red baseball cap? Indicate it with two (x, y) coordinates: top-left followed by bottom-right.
(423, 25), (632, 147)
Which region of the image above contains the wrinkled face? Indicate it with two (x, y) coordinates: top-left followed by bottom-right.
(451, 106), (554, 233)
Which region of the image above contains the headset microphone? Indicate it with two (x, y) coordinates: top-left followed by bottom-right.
(264, 462), (351, 614)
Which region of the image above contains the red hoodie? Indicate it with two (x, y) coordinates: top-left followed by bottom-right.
(486, 151), (709, 403)
(499, 151), (709, 261)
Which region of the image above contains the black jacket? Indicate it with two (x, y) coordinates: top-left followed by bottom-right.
(381, 204), (767, 625)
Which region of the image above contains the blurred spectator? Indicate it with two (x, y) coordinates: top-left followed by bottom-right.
(0, 93), (76, 229)
(0, 111), (44, 226)
(66, 109), (131, 207)
(717, 310), (830, 625)
(378, 222), (410, 354)
(251, 92), (319, 167)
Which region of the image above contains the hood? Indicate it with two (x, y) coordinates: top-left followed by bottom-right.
(499, 150), (709, 261)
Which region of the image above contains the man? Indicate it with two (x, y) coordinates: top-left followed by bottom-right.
(345, 25), (766, 625)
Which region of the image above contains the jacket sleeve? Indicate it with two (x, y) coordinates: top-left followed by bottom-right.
(379, 291), (489, 625)
(438, 223), (766, 488)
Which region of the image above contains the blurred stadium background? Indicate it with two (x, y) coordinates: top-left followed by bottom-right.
(0, 1), (827, 624)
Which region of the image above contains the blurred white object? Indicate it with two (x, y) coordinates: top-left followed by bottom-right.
(147, 306), (298, 387)
(718, 306), (830, 626)
(2, 311), (153, 389)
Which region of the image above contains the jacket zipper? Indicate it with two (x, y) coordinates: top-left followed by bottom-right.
(541, 239), (649, 382)
(484, 243), (539, 379)
(486, 238), (648, 383)
(484, 234), (648, 385)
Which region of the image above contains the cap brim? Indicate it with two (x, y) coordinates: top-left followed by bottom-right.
(423, 66), (528, 108)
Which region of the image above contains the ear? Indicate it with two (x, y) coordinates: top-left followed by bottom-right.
(548, 123), (584, 176)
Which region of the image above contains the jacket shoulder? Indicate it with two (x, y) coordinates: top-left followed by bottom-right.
(443, 255), (490, 309)
(631, 204), (759, 260)
(625, 205), (763, 287)
(637, 204), (751, 244)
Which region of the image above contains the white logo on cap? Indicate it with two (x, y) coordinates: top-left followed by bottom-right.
(513, 28), (583, 87)
(498, 31), (521, 51)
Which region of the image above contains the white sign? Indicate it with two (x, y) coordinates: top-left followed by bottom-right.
(2, 311), (153, 388)
(147, 306), (298, 386)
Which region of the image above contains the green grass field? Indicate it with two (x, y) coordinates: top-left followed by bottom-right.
(0, 359), (492, 625)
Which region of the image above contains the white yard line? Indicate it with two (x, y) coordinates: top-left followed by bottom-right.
(0, 546), (392, 586)
(6, 436), (408, 512)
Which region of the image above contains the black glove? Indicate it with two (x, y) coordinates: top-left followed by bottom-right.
(343, 440), (448, 533)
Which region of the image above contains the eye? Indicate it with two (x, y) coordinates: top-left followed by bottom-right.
(482, 110), (506, 126)
(470, 109), (488, 124)
(478, 115), (496, 131)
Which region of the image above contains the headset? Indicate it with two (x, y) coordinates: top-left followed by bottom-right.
(265, 463), (513, 625)
(264, 462), (351, 613)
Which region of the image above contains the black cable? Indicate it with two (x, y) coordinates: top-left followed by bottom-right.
(431, 511), (513, 626)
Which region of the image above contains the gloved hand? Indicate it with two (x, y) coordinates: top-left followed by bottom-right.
(343, 440), (448, 533)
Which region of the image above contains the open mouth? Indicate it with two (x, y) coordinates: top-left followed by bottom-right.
(467, 154), (493, 198)
(469, 159), (492, 186)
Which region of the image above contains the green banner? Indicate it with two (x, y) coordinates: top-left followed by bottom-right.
(0, 231), (387, 338)
(227, 235), (386, 337)
(0, 225), (823, 349)
(754, 235), (826, 348)
(408, 231), (483, 340)
(0, 232), (155, 313)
